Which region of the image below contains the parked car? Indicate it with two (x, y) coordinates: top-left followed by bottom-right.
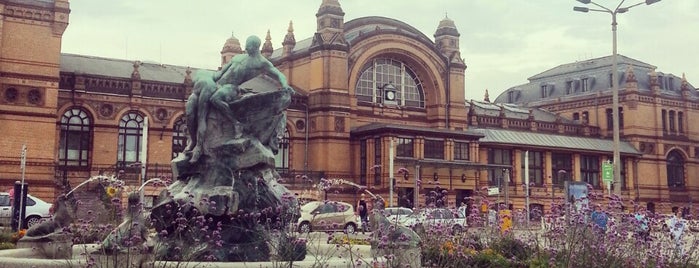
(296, 201), (359, 234)
(0, 192), (52, 228)
(383, 207), (413, 225)
(400, 208), (466, 235)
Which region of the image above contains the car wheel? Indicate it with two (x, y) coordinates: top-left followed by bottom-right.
(344, 223), (357, 234)
(298, 222), (311, 233)
(25, 216), (42, 228)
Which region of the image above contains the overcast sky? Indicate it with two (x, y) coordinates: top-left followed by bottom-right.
(61, 0), (698, 101)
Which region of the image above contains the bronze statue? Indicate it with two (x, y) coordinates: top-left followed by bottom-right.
(185, 35), (294, 163)
(150, 35), (299, 262)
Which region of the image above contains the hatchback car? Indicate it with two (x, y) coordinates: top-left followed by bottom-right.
(297, 201), (359, 234)
(0, 192), (53, 228)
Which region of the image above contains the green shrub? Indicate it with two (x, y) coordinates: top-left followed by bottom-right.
(490, 235), (532, 261)
(0, 242), (15, 250)
(470, 248), (511, 268)
(0, 231), (13, 244)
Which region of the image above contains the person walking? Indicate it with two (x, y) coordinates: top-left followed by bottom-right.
(668, 206), (687, 256)
(634, 207), (650, 242)
(457, 202), (467, 218)
(590, 204), (608, 233)
(357, 194), (369, 234)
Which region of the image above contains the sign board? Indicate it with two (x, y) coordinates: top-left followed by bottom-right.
(487, 187), (500, 196)
(499, 209), (512, 234)
(602, 162), (613, 183)
(566, 181), (590, 211)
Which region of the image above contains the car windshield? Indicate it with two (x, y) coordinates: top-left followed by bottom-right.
(300, 202), (319, 212)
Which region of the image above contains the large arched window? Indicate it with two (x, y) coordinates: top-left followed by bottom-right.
(275, 129), (290, 172)
(58, 107), (91, 168)
(172, 116), (187, 159)
(355, 58), (425, 108)
(667, 150), (685, 188)
(118, 112), (144, 165)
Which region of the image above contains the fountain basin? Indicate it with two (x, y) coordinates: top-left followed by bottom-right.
(0, 243), (384, 268)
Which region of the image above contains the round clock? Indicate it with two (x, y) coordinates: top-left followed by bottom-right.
(386, 91), (395, 100)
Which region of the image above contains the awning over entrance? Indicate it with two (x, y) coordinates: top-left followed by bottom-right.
(350, 123), (484, 140)
(473, 128), (641, 155)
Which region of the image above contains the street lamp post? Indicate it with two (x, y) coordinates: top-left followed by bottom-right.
(573, 0), (660, 196)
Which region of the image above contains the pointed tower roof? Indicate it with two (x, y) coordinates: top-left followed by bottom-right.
(681, 73), (690, 91)
(317, 0), (344, 17)
(434, 15), (460, 37)
(261, 30), (274, 57)
(484, 89), (490, 102)
(221, 32), (242, 54)
(283, 20), (296, 46)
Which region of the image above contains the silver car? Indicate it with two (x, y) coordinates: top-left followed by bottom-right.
(0, 192), (53, 228)
(400, 208), (466, 235)
(383, 207), (414, 225)
(296, 201), (359, 234)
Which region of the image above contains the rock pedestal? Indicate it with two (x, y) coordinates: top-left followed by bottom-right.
(149, 89), (298, 262)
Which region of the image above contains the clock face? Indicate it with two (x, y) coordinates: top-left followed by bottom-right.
(386, 91), (395, 100)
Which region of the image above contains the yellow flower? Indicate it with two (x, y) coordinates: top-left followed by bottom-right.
(11, 229), (26, 243)
(463, 248), (477, 255)
(106, 186), (117, 197)
(441, 241), (455, 254)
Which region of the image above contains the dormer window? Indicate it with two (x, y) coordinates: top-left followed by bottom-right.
(581, 78), (590, 92)
(565, 80), (574, 94)
(540, 84), (554, 98)
(668, 77), (674, 90)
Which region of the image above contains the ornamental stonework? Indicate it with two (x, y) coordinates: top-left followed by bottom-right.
(99, 104), (114, 118)
(334, 117), (345, 132)
(638, 142), (655, 155)
(88, 102), (123, 120)
(295, 119), (305, 131)
(3, 6), (53, 23)
(664, 143), (690, 155)
(154, 108), (169, 122)
(27, 89), (43, 105)
(3, 87), (19, 103)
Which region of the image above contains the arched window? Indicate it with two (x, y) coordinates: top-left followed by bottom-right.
(275, 129), (290, 172)
(355, 58), (425, 108)
(58, 107), (91, 168)
(118, 112), (144, 165)
(172, 116), (187, 159)
(667, 150), (685, 188)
